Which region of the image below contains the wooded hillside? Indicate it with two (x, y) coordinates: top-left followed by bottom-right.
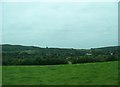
(1, 44), (119, 65)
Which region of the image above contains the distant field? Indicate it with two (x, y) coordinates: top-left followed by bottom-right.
(2, 61), (118, 85)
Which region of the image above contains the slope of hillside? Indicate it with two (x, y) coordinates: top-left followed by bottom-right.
(2, 61), (118, 85)
(1, 44), (119, 53)
(2, 44), (118, 65)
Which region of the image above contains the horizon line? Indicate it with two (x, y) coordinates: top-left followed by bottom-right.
(0, 43), (119, 49)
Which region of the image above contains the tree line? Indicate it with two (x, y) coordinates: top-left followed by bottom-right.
(2, 44), (119, 65)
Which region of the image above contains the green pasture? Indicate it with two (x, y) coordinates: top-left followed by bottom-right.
(2, 61), (118, 85)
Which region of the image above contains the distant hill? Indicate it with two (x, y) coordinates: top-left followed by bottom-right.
(1, 44), (89, 55)
(1, 44), (40, 52)
(1, 44), (119, 65)
(92, 46), (119, 51)
(1, 44), (119, 53)
(1, 44), (119, 50)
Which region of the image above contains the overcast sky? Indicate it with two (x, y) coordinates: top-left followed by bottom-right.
(2, 2), (118, 49)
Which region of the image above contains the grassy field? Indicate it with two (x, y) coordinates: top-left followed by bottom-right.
(2, 61), (118, 85)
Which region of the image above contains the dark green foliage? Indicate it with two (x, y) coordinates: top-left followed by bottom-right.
(1, 44), (119, 65)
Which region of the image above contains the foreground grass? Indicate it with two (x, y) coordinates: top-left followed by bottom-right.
(2, 61), (118, 85)
(0, 67), (2, 86)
